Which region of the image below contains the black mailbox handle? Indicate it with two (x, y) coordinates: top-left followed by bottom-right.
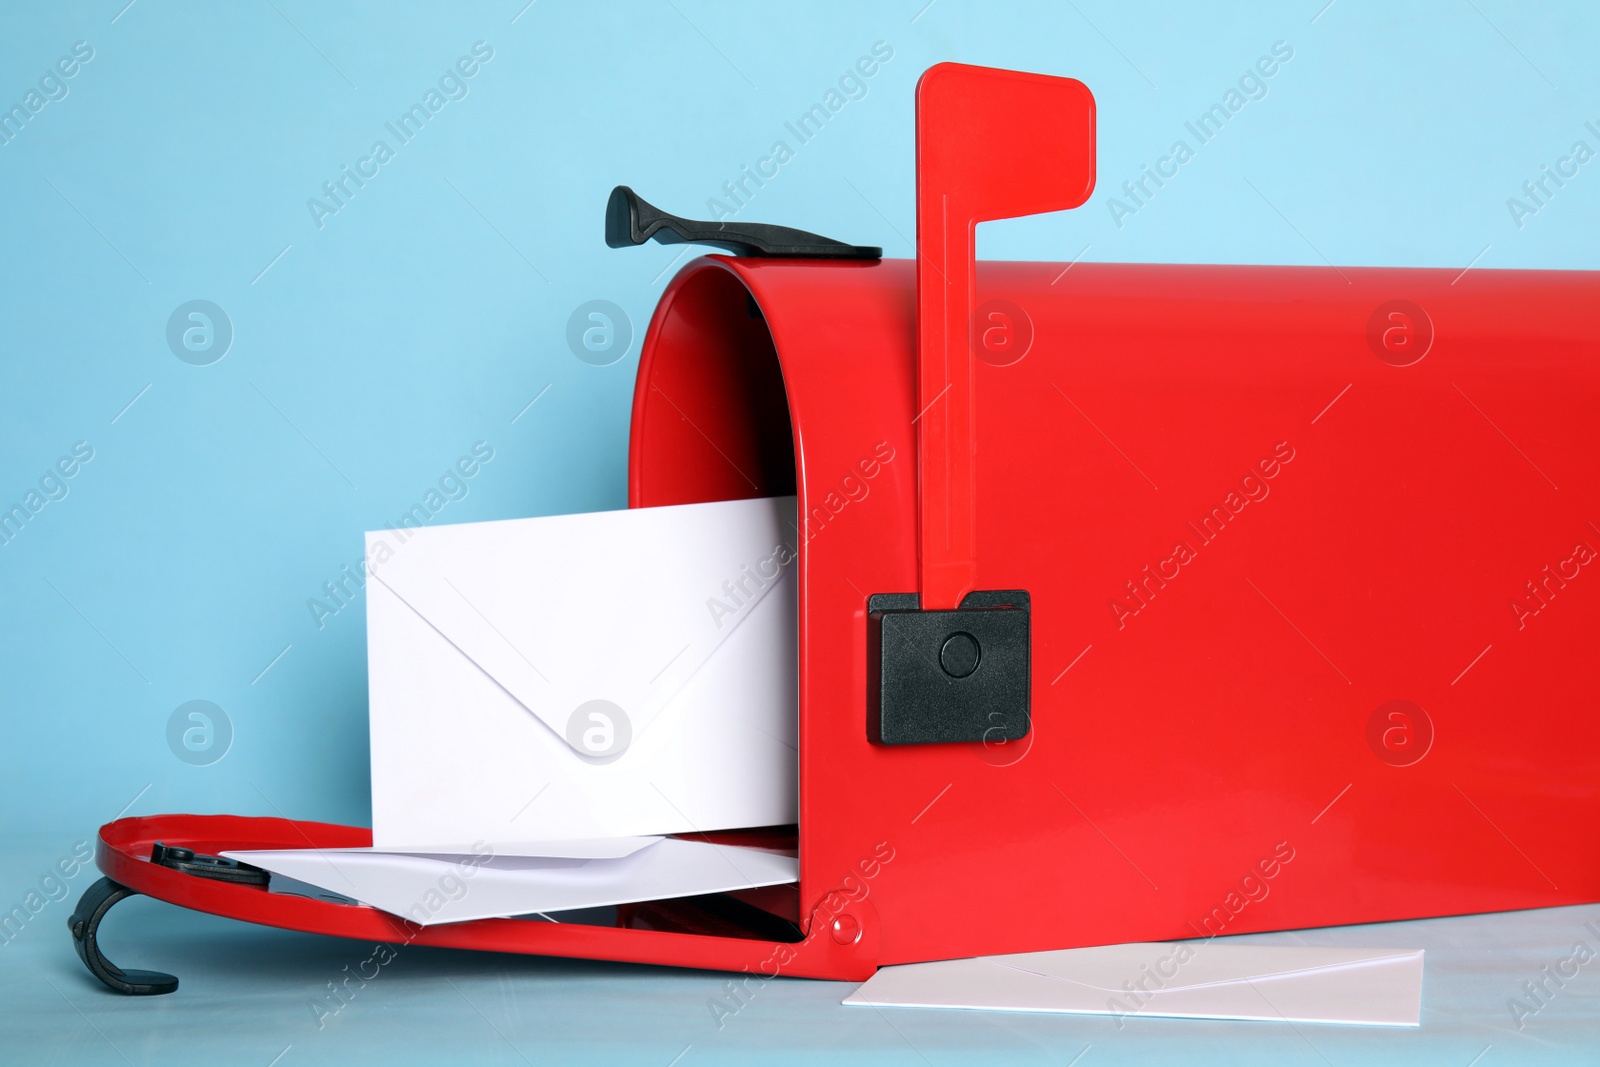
(605, 186), (881, 260)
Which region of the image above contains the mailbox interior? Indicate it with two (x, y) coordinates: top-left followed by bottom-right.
(624, 261), (805, 938)
(628, 265), (797, 506)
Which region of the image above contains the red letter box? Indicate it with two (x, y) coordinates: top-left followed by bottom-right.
(76, 64), (1600, 993)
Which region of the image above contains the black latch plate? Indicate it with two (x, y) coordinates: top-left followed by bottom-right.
(868, 589), (1031, 745)
(151, 842), (269, 886)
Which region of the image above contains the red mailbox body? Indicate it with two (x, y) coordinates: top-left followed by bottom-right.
(630, 252), (1600, 974)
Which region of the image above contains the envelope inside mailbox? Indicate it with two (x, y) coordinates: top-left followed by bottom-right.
(225, 837), (799, 926)
(366, 496), (798, 753)
(366, 493), (801, 850)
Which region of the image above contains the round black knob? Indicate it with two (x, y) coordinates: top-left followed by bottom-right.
(939, 632), (981, 678)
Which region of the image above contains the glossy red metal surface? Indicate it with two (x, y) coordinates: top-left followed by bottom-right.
(632, 253), (1600, 968)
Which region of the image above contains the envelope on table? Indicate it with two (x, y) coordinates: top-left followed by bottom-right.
(844, 942), (1424, 1026)
(365, 495), (798, 850)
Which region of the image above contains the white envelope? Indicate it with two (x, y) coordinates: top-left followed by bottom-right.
(225, 839), (798, 925)
(844, 942), (1424, 1026)
(239, 839), (663, 905)
(365, 496), (798, 849)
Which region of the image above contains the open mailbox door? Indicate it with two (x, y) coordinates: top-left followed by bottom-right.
(76, 63), (1600, 994)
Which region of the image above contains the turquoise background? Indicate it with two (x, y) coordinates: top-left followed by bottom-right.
(2, 1), (1597, 1062)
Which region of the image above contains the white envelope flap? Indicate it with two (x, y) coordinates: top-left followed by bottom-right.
(366, 496), (796, 755)
(995, 943), (1421, 993)
(309, 837), (663, 860)
(844, 942), (1425, 1026)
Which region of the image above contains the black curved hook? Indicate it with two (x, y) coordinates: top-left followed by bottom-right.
(68, 877), (178, 996)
